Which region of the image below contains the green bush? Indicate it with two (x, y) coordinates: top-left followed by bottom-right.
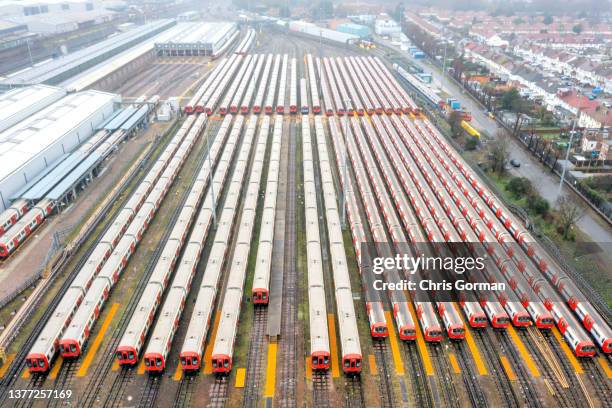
(506, 177), (533, 197)
(527, 195), (550, 216)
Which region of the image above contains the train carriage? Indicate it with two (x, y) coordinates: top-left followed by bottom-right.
(60, 278), (111, 357)
(116, 283), (162, 365)
(144, 288), (186, 371)
(26, 288), (84, 371)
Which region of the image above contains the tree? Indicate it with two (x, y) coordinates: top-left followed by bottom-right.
(543, 15), (553, 25)
(488, 129), (510, 174)
(506, 177), (533, 197)
(556, 196), (584, 240)
(448, 111), (463, 138)
(501, 88), (523, 112)
(572, 24), (583, 34)
(527, 195), (550, 216)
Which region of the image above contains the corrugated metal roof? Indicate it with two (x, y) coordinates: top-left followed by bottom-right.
(103, 107), (135, 130)
(120, 105), (148, 131)
(0, 19), (175, 87)
(46, 152), (102, 200)
(9, 153), (69, 199)
(0, 85), (66, 133)
(156, 22), (236, 47)
(62, 23), (189, 91)
(0, 90), (119, 183)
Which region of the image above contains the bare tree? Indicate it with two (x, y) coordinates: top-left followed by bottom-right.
(488, 129), (509, 174)
(556, 196), (584, 240)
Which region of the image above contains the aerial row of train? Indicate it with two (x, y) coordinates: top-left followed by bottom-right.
(23, 39), (610, 376)
(26, 113), (207, 371)
(311, 52), (609, 357)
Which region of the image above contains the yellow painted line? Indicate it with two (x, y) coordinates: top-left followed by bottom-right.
(173, 362), (183, 381)
(235, 368), (246, 388)
(305, 357), (312, 380)
(507, 326), (540, 377)
(111, 360), (119, 372)
(552, 327), (583, 374)
(21, 368), (30, 379)
(448, 353), (461, 374)
(597, 356), (612, 379)
(500, 356), (517, 381)
(406, 301), (434, 376)
(77, 302), (120, 377)
(264, 343), (277, 397)
(0, 354), (15, 379)
(137, 358), (146, 375)
(453, 304), (487, 376)
(369, 354), (378, 375)
(327, 313), (340, 378)
(49, 357), (63, 379)
(384, 311), (405, 375)
(203, 312), (222, 374)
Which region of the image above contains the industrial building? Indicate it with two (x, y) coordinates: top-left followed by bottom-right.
(0, 19), (175, 89)
(154, 22), (237, 56)
(0, 89), (120, 211)
(62, 23), (191, 91)
(0, 84), (66, 132)
(375, 16), (401, 36)
(336, 23), (370, 38)
(288, 20), (359, 44)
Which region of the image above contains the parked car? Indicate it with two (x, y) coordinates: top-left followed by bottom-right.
(510, 159), (521, 168)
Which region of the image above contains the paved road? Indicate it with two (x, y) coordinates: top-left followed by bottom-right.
(408, 55), (612, 246)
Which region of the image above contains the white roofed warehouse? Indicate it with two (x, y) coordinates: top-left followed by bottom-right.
(0, 84), (66, 133)
(154, 22), (237, 57)
(0, 89), (120, 211)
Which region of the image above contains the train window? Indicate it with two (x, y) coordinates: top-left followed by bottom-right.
(356, 360), (361, 367)
(212, 360), (217, 368)
(344, 360), (350, 368)
(116, 352), (122, 360)
(156, 358), (162, 367)
(70, 344), (77, 353)
(324, 356), (329, 364)
(26, 360), (32, 367)
(181, 358), (187, 366)
(39, 359), (45, 367)
(224, 359), (229, 368)
(128, 352), (134, 360)
(312, 357), (318, 366)
(145, 359), (150, 367)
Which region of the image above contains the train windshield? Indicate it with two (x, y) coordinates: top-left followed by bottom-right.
(26, 359), (32, 367)
(224, 359), (229, 368)
(181, 358), (187, 366)
(156, 358), (162, 367)
(128, 351), (134, 360)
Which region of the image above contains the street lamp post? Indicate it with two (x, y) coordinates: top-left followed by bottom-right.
(557, 111), (580, 199)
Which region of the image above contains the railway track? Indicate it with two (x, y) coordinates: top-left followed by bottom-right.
(312, 371), (330, 408)
(495, 331), (543, 408)
(278, 119), (298, 408)
(582, 358), (612, 408)
(521, 327), (579, 408)
(0, 122), (175, 406)
(454, 343), (487, 408)
(403, 343), (434, 408)
(172, 373), (196, 408)
(344, 375), (364, 408)
(372, 340), (394, 408)
(542, 332), (589, 408)
(242, 307), (268, 407)
(137, 375), (161, 408)
(474, 331), (520, 408)
(428, 343), (460, 408)
(45, 360), (80, 408)
(208, 376), (229, 408)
